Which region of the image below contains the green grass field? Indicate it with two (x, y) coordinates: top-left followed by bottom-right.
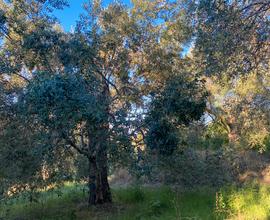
(1, 182), (270, 220)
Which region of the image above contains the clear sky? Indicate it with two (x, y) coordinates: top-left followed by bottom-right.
(54, 0), (131, 31)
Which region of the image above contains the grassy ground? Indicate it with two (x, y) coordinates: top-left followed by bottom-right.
(0, 182), (270, 220)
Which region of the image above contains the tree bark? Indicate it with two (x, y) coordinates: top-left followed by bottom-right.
(88, 153), (112, 205)
(88, 158), (97, 205)
(96, 145), (112, 204)
(87, 76), (112, 205)
(87, 126), (112, 205)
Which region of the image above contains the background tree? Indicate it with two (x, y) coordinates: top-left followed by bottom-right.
(189, 0), (270, 149)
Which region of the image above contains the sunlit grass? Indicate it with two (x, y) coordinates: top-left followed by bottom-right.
(224, 183), (270, 219)
(0, 182), (270, 219)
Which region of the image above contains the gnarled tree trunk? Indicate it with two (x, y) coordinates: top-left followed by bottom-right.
(88, 149), (111, 205)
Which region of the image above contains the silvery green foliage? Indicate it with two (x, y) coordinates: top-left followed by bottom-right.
(21, 72), (105, 131)
(193, 0), (269, 78)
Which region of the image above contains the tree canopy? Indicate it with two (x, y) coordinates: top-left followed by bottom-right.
(0, 0), (269, 206)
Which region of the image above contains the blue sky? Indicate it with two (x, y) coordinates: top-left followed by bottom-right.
(54, 0), (131, 31)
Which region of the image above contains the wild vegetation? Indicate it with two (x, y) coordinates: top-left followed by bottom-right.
(0, 0), (269, 219)
(1, 182), (270, 219)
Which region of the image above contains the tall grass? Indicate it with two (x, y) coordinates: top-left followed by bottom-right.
(0, 182), (270, 220)
(217, 183), (270, 219)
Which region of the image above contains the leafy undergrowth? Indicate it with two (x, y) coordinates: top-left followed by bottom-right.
(0, 182), (270, 220)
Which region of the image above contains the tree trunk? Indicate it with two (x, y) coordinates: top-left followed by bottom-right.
(88, 159), (97, 205)
(88, 77), (112, 205)
(96, 147), (112, 204)
(87, 125), (112, 205)
(88, 155), (112, 205)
